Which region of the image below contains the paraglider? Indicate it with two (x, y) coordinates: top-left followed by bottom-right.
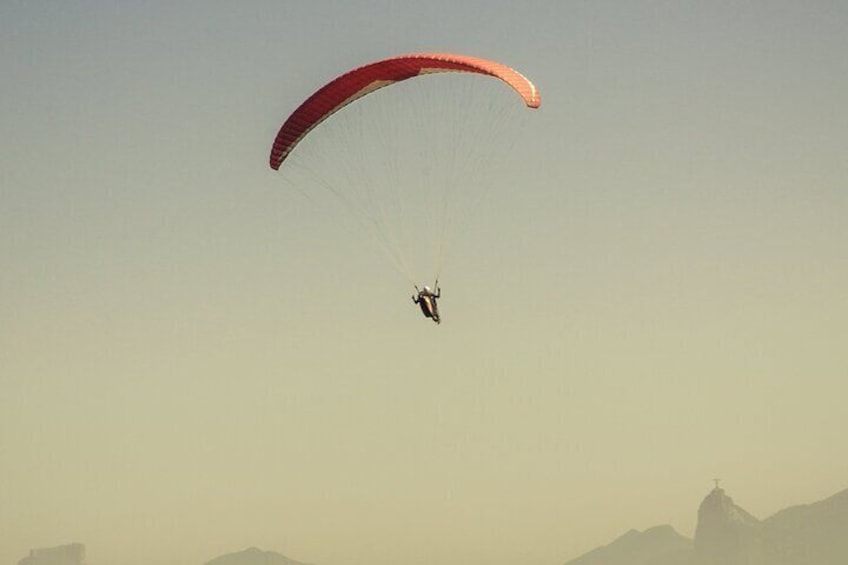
(269, 53), (540, 324)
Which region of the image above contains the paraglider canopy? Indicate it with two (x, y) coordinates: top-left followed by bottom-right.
(270, 53), (540, 170)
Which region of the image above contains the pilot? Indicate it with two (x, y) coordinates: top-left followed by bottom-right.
(412, 284), (441, 324)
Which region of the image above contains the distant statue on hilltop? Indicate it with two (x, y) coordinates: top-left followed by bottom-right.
(695, 484), (763, 565)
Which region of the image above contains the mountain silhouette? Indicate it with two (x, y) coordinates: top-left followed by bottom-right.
(564, 486), (848, 565)
(694, 486), (762, 564)
(761, 488), (848, 564)
(204, 546), (312, 565)
(565, 525), (693, 565)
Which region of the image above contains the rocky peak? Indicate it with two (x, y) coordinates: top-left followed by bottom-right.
(694, 486), (762, 565)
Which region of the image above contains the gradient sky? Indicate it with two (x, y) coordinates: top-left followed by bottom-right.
(2, 2), (847, 565)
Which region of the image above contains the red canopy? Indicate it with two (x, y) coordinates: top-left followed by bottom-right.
(270, 53), (540, 170)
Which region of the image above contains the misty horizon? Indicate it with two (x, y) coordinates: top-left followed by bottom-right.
(17, 484), (848, 564)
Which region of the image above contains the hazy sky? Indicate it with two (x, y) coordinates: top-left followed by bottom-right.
(2, 2), (847, 565)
